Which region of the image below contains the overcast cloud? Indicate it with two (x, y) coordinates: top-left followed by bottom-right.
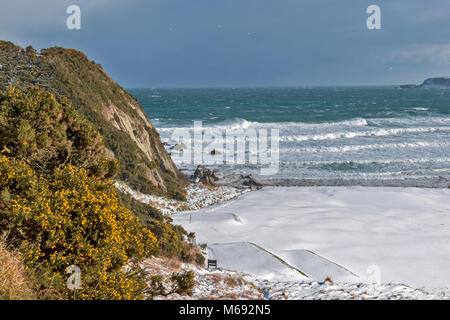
(1, 0), (449, 87)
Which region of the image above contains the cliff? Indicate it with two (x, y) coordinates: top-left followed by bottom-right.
(420, 77), (450, 88)
(0, 41), (187, 199)
(400, 77), (450, 89)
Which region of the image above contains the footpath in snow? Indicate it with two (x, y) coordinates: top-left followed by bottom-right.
(207, 242), (359, 283)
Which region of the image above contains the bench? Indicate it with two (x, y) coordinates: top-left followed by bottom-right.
(207, 259), (217, 270)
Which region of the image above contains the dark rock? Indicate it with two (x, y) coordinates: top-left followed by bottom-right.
(400, 84), (418, 89)
(240, 174), (263, 190)
(171, 143), (187, 152)
(210, 149), (222, 155)
(192, 165), (219, 186)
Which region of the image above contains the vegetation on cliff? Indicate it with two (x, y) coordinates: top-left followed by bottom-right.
(0, 86), (117, 178)
(0, 87), (197, 299)
(0, 41), (187, 200)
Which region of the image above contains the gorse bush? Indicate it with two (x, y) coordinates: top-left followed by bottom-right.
(0, 156), (158, 299)
(0, 87), (117, 179)
(170, 271), (195, 293)
(146, 270), (195, 299)
(0, 86), (195, 299)
(116, 191), (200, 262)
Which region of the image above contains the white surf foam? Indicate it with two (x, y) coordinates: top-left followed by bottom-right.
(281, 127), (450, 142)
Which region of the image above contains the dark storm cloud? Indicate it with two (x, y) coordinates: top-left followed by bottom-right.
(1, 0), (449, 87)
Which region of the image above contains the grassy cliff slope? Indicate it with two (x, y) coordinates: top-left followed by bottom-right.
(0, 41), (186, 199)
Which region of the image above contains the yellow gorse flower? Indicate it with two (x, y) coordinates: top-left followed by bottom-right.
(0, 156), (157, 300)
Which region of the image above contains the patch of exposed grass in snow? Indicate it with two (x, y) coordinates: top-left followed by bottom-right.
(142, 257), (263, 300)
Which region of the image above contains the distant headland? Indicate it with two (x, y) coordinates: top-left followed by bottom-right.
(400, 77), (450, 89)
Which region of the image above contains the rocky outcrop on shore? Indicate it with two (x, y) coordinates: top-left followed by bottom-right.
(192, 165), (219, 186)
(240, 175), (263, 190)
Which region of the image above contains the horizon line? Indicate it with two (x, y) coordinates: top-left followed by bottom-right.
(126, 84), (403, 90)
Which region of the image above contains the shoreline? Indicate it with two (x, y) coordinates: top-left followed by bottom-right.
(179, 168), (450, 189)
(216, 174), (450, 189)
(256, 178), (450, 189)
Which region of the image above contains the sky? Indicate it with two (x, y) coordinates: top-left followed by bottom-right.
(1, 0), (450, 87)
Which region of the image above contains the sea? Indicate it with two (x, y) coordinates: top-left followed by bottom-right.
(130, 86), (450, 188)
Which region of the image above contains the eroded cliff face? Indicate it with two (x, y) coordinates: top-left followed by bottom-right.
(420, 77), (450, 88)
(0, 40), (187, 199)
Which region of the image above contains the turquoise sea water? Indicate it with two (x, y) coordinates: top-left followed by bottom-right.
(130, 87), (450, 187)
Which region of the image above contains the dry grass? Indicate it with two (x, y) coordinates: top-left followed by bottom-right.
(0, 238), (35, 300)
(200, 183), (219, 191)
(163, 257), (182, 271)
(324, 276), (333, 284)
(144, 256), (263, 300)
(224, 276), (239, 287)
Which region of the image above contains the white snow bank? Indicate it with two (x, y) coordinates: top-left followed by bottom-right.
(259, 279), (446, 300)
(115, 181), (248, 215)
(207, 242), (308, 282)
(278, 249), (359, 283)
(173, 186), (450, 289)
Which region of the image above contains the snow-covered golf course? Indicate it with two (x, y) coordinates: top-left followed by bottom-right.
(173, 186), (450, 290)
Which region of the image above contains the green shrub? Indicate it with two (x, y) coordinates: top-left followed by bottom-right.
(195, 253), (205, 266)
(0, 87), (110, 176)
(146, 270), (195, 298)
(171, 271), (195, 293)
(146, 275), (165, 298)
(116, 190), (197, 262)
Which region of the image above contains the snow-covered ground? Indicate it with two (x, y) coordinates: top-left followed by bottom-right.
(115, 181), (248, 215)
(206, 242), (361, 284)
(143, 256), (445, 300)
(172, 186), (450, 295)
(207, 242), (309, 282)
(257, 279), (445, 300)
